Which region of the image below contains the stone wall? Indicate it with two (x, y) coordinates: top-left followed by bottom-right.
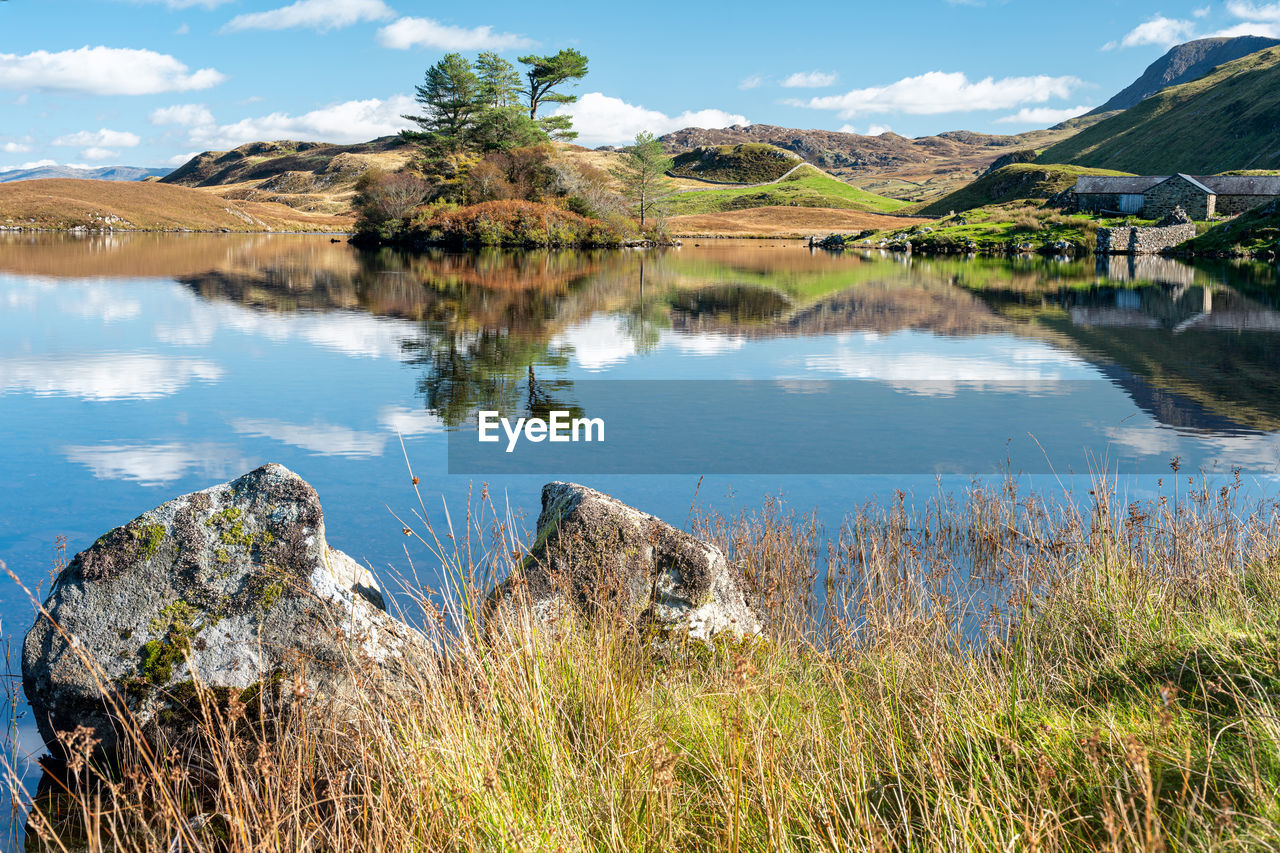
(1096, 222), (1197, 255)
(1215, 194), (1276, 215)
(1143, 179), (1214, 220)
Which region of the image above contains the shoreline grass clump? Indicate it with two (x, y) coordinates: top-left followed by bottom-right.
(7, 472), (1280, 851)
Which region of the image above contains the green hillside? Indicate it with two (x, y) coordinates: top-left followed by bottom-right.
(1036, 45), (1280, 173)
(668, 143), (802, 183)
(914, 164), (1133, 217)
(1182, 199), (1280, 255)
(663, 165), (908, 215)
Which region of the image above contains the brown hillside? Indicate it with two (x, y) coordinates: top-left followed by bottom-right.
(163, 137), (412, 215)
(658, 123), (1098, 203)
(0, 179), (351, 232)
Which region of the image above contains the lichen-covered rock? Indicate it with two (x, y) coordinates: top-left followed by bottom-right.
(22, 464), (422, 756)
(490, 482), (761, 643)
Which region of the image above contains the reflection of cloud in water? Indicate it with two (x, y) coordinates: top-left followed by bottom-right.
(663, 332), (747, 355)
(0, 354), (223, 400)
(804, 333), (1091, 396)
(63, 442), (252, 486)
(231, 417), (386, 458)
(552, 316), (637, 371)
(170, 302), (421, 359)
(63, 284), (142, 324)
(1104, 426), (1179, 458)
(378, 406), (443, 437)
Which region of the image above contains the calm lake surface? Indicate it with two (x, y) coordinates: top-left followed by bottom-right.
(3, 233), (1280, 834)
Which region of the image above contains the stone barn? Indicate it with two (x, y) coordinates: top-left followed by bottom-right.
(1073, 173), (1280, 219)
(1074, 176), (1167, 214)
(1143, 174), (1217, 220)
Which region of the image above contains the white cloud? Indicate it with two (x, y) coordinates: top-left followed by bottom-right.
(551, 92), (749, 147)
(376, 16), (534, 50)
(0, 158), (58, 172)
(1194, 5), (1212, 17)
(0, 354), (223, 400)
(738, 74), (764, 90)
(150, 103), (215, 127)
(1226, 1), (1280, 21)
(1206, 20), (1280, 36)
(838, 123), (892, 135)
(224, 0), (394, 32)
(781, 70), (838, 88)
(0, 46), (225, 95)
(63, 442), (251, 486)
(155, 95), (416, 148)
(795, 71), (1083, 117)
(166, 150), (201, 166)
(52, 128), (142, 148)
(81, 147), (120, 161)
(995, 104), (1093, 124)
(175, 23), (191, 35)
(1, 142), (31, 153)
(231, 417), (387, 457)
(1103, 15), (1197, 50)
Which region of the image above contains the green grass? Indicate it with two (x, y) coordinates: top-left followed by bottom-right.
(1181, 199), (1280, 256)
(18, 476), (1280, 851)
(1037, 45), (1280, 173)
(912, 163), (1134, 217)
(829, 201), (1145, 254)
(668, 143), (802, 184)
(663, 164), (909, 215)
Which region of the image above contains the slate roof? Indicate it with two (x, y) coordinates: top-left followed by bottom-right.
(1195, 175), (1280, 195)
(1074, 176), (1168, 194)
(1074, 174), (1280, 197)
(1159, 173), (1217, 194)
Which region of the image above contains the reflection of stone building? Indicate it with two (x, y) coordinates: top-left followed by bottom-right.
(1074, 174), (1280, 219)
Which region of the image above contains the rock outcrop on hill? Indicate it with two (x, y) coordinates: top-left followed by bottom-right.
(22, 464), (422, 756)
(489, 482), (761, 643)
(1091, 36), (1280, 114)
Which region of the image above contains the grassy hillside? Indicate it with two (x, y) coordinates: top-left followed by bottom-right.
(830, 202), (1142, 255)
(0, 179), (351, 231)
(914, 164), (1133, 217)
(1181, 199), (1280, 255)
(668, 143), (802, 184)
(1037, 45), (1280, 173)
(663, 165), (908, 216)
(163, 137), (411, 215)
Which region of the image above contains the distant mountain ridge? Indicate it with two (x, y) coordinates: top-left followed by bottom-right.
(1038, 45), (1280, 174)
(1091, 36), (1280, 114)
(0, 165), (171, 184)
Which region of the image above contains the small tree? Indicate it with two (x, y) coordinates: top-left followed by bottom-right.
(475, 52), (522, 109)
(612, 131), (673, 229)
(353, 169), (431, 238)
(518, 48), (588, 140)
(402, 53), (482, 155)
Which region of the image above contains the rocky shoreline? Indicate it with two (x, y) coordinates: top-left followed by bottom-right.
(21, 465), (760, 763)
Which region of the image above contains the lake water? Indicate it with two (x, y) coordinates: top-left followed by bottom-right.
(3, 233), (1280, 838)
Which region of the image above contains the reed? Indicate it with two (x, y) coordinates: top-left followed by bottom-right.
(7, 469), (1280, 852)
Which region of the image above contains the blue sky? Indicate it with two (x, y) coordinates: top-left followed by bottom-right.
(2, 0), (1279, 170)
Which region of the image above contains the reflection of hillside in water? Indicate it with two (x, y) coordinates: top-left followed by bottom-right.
(956, 257), (1280, 433)
(7, 233), (1277, 435)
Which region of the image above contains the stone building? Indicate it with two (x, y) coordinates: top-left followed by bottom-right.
(1073, 173), (1280, 218)
(1143, 175), (1216, 220)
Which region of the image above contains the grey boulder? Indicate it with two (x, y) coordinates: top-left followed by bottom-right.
(490, 482), (761, 643)
(22, 463), (422, 756)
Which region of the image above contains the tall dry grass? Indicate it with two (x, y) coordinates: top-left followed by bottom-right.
(7, 470), (1280, 852)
